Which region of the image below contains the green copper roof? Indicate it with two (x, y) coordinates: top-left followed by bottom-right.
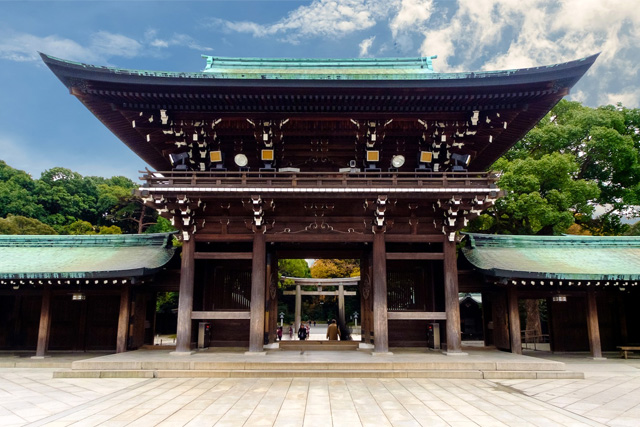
(462, 233), (640, 281)
(201, 55), (437, 79)
(0, 233), (176, 280)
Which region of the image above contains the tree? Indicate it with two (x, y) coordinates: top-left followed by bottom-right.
(0, 215), (57, 235)
(0, 161), (45, 220)
(499, 100), (640, 235)
(310, 259), (360, 278)
(0, 161), (160, 235)
(278, 259), (311, 279)
(469, 153), (600, 235)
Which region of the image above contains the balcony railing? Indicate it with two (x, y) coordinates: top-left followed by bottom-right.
(140, 170), (499, 191)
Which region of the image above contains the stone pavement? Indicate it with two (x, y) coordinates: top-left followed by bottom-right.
(1, 351), (640, 426)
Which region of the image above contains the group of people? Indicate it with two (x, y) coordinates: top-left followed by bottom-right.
(274, 319), (341, 341)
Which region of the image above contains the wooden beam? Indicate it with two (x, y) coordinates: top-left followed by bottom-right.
(507, 287), (522, 355)
(283, 291), (357, 296)
(387, 311), (447, 320)
(385, 234), (445, 243)
(443, 239), (463, 353)
(34, 285), (52, 358)
(116, 284), (131, 353)
(194, 252), (253, 260)
(249, 232), (266, 352)
(373, 232), (389, 353)
(267, 234), (374, 243)
(386, 252), (444, 260)
(586, 291), (603, 358)
(191, 311), (250, 320)
(175, 238), (195, 353)
(194, 234), (253, 242)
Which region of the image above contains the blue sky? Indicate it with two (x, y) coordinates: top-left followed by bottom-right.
(1, 0), (638, 181)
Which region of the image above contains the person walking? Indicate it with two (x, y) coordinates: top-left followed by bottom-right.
(326, 319), (340, 341)
(298, 323), (307, 340)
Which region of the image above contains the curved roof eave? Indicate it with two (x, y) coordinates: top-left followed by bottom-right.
(0, 233), (177, 281)
(40, 52), (599, 89)
(461, 233), (640, 282)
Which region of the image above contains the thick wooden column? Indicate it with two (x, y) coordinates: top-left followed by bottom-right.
(249, 231), (266, 352)
(116, 284), (131, 353)
(175, 238), (195, 353)
(443, 239), (463, 353)
(34, 285), (52, 358)
(507, 287), (522, 355)
(131, 292), (147, 349)
(373, 232), (389, 353)
(586, 291), (603, 358)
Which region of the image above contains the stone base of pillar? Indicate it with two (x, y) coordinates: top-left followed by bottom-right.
(591, 357), (607, 361)
(442, 351), (469, 356)
(244, 351), (267, 356)
(169, 351), (195, 356)
(371, 351), (394, 357)
(30, 356), (50, 360)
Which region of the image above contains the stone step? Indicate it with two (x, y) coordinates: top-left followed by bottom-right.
(70, 360), (566, 371)
(53, 369), (584, 380)
(278, 341), (359, 351)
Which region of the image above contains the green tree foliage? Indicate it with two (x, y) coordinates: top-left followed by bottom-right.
(0, 215), (57, 235)
(0, 161), (167, 234)
(489, 100), (640, 235)
(278, 259), (311, 278)
(310, 259), (360, 278)
(471, 153), (600, 235)
(0, 161), (45, 219)
(144, 216), (175, 234)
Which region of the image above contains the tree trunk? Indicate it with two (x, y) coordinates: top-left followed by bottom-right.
(524, 299), (542, 341)
(137, 205), (146, 234)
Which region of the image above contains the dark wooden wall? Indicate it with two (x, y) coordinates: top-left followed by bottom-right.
(210, 319), (250, 347)
(549, 297), (589, 352)
(49, 294), (120, 351)
(0, 295), (41, 350)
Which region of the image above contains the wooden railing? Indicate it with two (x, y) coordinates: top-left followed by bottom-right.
(521, 329), (549, 351)
(140, 170), (499, 190)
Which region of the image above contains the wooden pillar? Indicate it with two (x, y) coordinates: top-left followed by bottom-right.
(373, 232), (389, 353)
(443, 239), (463, 353)
(175, 238), (195, 353)
(116, 284), (131, 353)
(586, 291), (603, 358)
(507, 287), (522, 355)
(249, 231), (266, 352)
(338, 284), (346, 326)
(295, 284), (301, 333)
(34, 285), (52, 358)
(617, 293), (628, 344)
(131, 291), (147, 349)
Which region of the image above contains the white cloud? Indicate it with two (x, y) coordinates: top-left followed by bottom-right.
(418, 0), (640, 107)
(90, 31), (142, 58)
(0, 33), (101, 63)
(0, 28), (212, 65)
(359, 36), (375, 57)
(210, 0), (395, 43)
(144, 29), (213, 52)
(390, 0), (433, 38)
(604, 89), (640, 108)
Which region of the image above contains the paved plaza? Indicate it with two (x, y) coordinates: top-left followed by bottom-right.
(1, 349), (640, 426)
